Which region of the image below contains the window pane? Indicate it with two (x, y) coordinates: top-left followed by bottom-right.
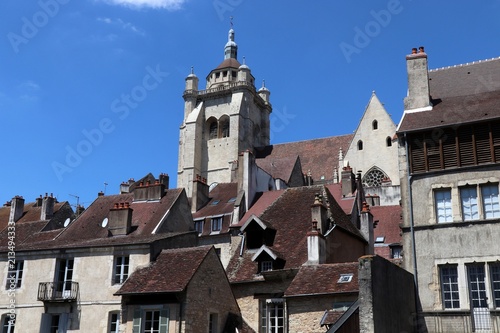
(461, 187), (478, 221)
(435, 190), (453, 223)
(482, 184), (500, 219)
(440, 266), (460, 309)
(490, 264), (500, 308)
(468, 265), (488, 308)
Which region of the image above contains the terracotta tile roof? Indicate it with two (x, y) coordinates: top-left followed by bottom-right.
(226, 186), (363, 283)
(255, 134), (354, 184)
(325, 184), (356, 216)
(284, 262), (359, 297)
(57, 189), (184, 243)
(192, 183), (238, 236)
(116, 246), (212, 295)
(215, 58), (241, 70)
(255, 155), (300, 183)
(371, 205), (402, 246)
(235, 190), (285, 228)
(398, 57), (500, 133)
(0, 201), (74, 250)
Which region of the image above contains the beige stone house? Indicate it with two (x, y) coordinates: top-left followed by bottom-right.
(397, 48), (500, 332)
(116, 246), (240, 333)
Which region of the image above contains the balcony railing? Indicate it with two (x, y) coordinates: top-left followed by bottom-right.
(37, 282), (79, 301)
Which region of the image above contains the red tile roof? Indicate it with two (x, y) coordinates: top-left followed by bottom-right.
(371, 205), (402, 246)
(116, 246), (212, 295)
(215, 58), (241, 70)
(235, 190), (284, 228)
(284, 262), (359, 297)
(255, 134), (354, 184)
(226, 186), (363, 283)
(325, 184), (356, 215)
(255, 155), (300, 183)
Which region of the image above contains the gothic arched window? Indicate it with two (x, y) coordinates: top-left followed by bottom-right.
(363, 167), (388, 187)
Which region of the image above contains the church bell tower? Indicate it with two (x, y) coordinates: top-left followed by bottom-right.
(177, 26), (272, 199)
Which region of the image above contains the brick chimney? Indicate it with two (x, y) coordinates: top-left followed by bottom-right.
(108, 202), (133, 236)
(191, 175), (210, 212)
(133, 181), (148, 201)
(41, 193), (55, 220)
(341, 165), (356, 197)
(404, 46), (431, 111)
(306, 220), (326, 265)
(311, 193), (328, 234)
(148, 180), (166, 200)
(9, 196), (25, 223)
(360, 202), (374, 255)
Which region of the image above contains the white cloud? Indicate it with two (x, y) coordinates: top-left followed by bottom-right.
(19, 80), (40, 91)
(97, 17), (145, 36)
(100, 0), (186, 10)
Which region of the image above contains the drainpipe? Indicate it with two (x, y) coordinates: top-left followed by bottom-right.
(404, 132), (418, 291)
(405, 132), (420, 330)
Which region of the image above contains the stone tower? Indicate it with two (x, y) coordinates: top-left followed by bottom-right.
(177, 27), (272, 198)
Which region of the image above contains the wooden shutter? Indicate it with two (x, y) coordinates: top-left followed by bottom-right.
(458, 126), (475, 166)
(59, 313), (69, 333)
(442, 128), (458, 169)
(40, 313), (51, 333)
(475, 123), (492, 164)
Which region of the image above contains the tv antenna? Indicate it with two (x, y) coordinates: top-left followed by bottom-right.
(69, 194), (80, 216)
(104, 182), (108, 195)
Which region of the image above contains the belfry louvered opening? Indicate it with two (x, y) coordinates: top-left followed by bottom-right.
(408, 121), (500, 174)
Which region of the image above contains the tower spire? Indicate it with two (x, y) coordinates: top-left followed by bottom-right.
(224, 18), (237, 60)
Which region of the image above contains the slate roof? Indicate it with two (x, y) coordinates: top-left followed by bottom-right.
(398, 57), (500, 133)
(284, 262), (359, 297)
(255, 134), (354, 184)
(116, 246), (212, 295)
(226, 186), (363, 283)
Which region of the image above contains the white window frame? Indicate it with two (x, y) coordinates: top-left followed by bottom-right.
(481, 183), (500, 219)
(435, 189), (453, 223)
(2, 314), (15, 333)
(261, 261), (273, 272)
(132, 307), (169, 333)
(460, 186), (479, 221)
(109, 311), (120, 333)
(260, 299), (285, 333)
(194, 220), (204, 235)
(113, 256), (129, 285)
(211, 216), (222, 234)
(440, 265), (460, 309)
(5, 260), (23, 289)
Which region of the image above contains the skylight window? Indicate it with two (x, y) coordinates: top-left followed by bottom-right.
(375, 236), (385, 243)
(210, 200), (220, 205)
(338, 274), (353, 283)
(228, 197), (237, 203)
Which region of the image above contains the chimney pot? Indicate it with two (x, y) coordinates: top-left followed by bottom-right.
(411, 47), (417, 54)
(114, 203), (119, 209)
(419, 46), (425, 53)
(312, 220), (318, 231)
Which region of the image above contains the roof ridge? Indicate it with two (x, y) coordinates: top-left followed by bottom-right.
(271, 133), (354, 146)
(429, 56), (500, 72)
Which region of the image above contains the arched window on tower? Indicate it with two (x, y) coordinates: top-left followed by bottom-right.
(220, 115), (230, 138)
(386, 136), (392, 147)
(372, 120), (378, 130)
(357, 140), (363, 150)
(207, 118), (218, 140)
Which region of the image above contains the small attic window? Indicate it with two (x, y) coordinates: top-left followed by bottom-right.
(357, 140), (363, 151)
(228, 197), (237, 203)
(261, 261), (273, 272)
(211, 200), (220, 205)
(372, 120), (378, 130)
(375, 236), (385, 243)
(338, 274), (353, 283)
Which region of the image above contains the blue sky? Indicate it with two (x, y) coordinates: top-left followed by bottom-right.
(1, 0), (499, 209)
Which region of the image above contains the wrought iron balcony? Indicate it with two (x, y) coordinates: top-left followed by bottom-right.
(37, 282), (79, 302)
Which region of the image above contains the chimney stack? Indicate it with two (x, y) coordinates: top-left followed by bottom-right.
(311, 193), (328, 234)
(404, 46), (431, 111)
(108, 202), (133, 236)
(341, 165), (356, 197)
(41, 193), (55, 220)
(9, 196), (25, 223)
(360, 202), (374, 255)
(306, 220), (326, 265)
(191, 175), (210, 212)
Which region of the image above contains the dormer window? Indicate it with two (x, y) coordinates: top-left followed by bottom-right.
(261, 261), (273, 272)
(194, 220), (204, 234)
(211, 217), (222, 233)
